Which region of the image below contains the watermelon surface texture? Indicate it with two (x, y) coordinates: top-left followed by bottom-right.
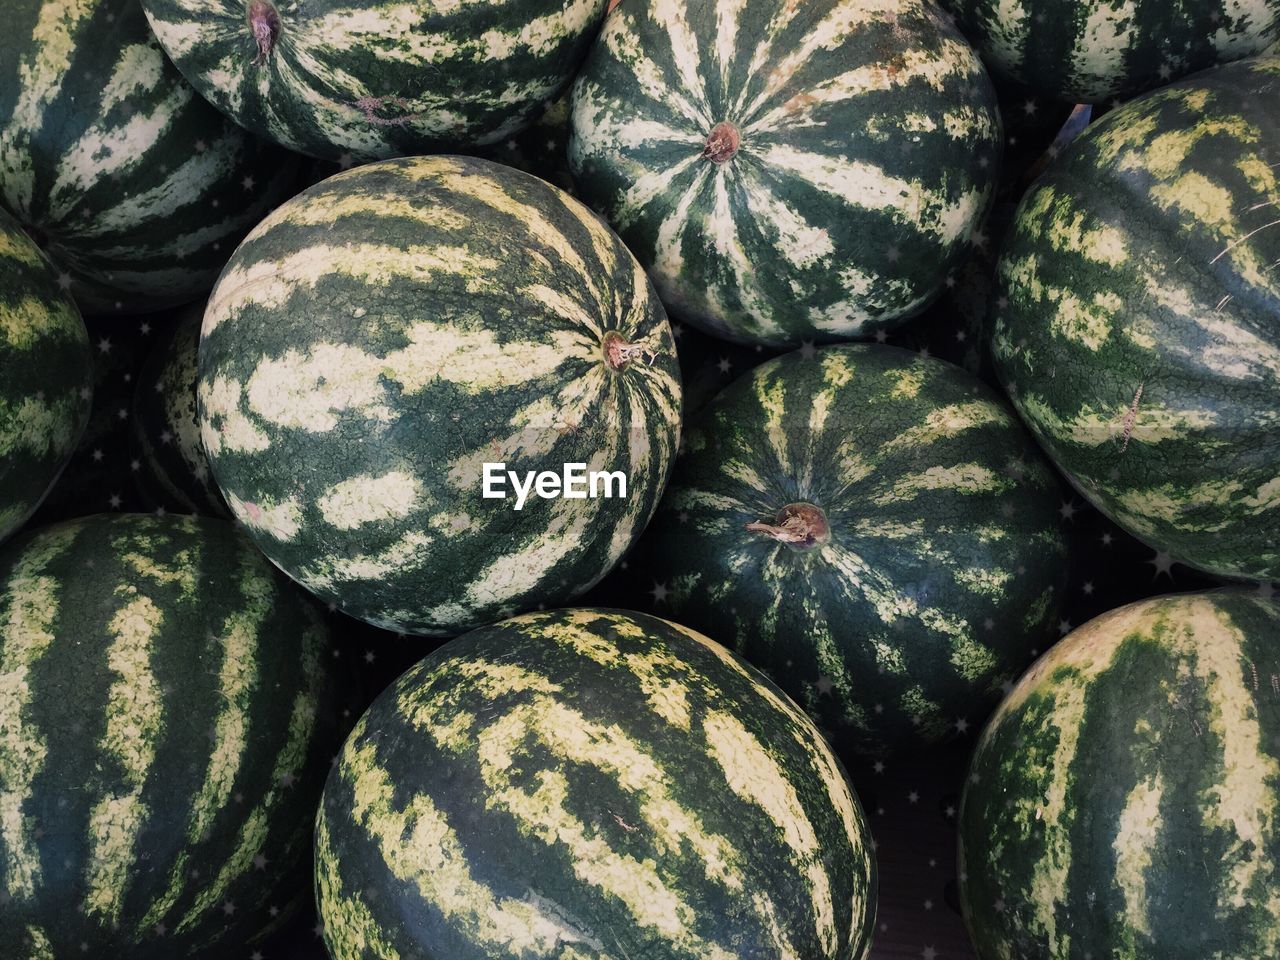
(132, 306), (227, 517)
(0, 513), (335, 959)
(958, 590), (1280, 959)
(141, 0), (608, 161)
(198, 156), (682, 636)
(315, 607), (877, 960)
(943, 0), (1279, 103)
(992, 55), (1280, 581)
(639, 344), (1068, 754)
(569, 0), (1002, 347)
(0, 207), (92, 542)
(0, 0), (298, 315)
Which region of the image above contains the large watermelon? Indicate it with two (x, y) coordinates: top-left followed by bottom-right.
(132, 306), (227, 517)
(943, 0), (1279, 103)
(568, 0), (1002, 347)
(141, 0), (608, 161)
(0, 513), (335, 958)
(315, 607), (877, 960)
(198, 156), (682, 636)
(636, 344), (1068, 755)
(0, 0), (298, 315)
(958, 590), (1280, 959)
(992, 55), (1280, 581)
(0, 207), (92, 541)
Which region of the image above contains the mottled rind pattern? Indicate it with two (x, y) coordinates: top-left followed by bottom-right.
(0, 0), (298, 314)
(132, 307), (227, 517)
(198, 156), (682, 636)
(0, 207), (92, 542)
(640, 344), (1067, 754)
(993, 56), (1280, 581)
(569, 0), (1002, 346)
(316, 607), (877, 960)
(141, 0), (608, 161)
(944, 0), (1279, 103)
(0, 513), (335, 959)
(959, 590), (1280, 960)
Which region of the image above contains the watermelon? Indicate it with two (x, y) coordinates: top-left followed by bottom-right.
(140, 0), (609, 162)
(0, 512), (335, 958)
(132, 306), (227, 517)
(198, 155), (682, 636)
(636, 343), (1068, 755)
(315, 607), (877, 960)
(958, 590), (1280, 959)
(568, 0), (1002, 347)
(0, 207), (92, 542)
(992, 55), (1280, 582)
(942, 0), (1279, 104)
(0, 0), (298, 316)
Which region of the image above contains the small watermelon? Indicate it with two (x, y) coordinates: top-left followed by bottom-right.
(569, 0), (1002, 347)
(0, 207), (92, 541)
(141, 0), (609, 161)
(959, 590), (1280, 959)
(132, 306), (227, 517)
(0, 513), (335, 958)
(637, 343), (1069, 755)
(198, 156), (682, 635)
(0, 0), (298, 314)
(943, 0), (1279, 103)
(316, 607), (877, 960)
(992, 55), (1280, 581)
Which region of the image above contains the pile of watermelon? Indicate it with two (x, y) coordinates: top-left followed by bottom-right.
(1, 0), (1277, 958)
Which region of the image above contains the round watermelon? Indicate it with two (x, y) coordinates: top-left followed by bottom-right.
(198, 155), (682, 636)
(943, 0), (1279, 104)
(637, 343), (1068, 755)
(0, 512), (335, 958)
(958, 590), (1280, 959)
(0, 207), (92, 542)
(132, 306), (227, 518)
(316, 607), (877, 960)
(568, 0), (1002, 347)
(141, 0), (609, 161)
(992, 55), (1280, 581)
(0, 0), (298, 315)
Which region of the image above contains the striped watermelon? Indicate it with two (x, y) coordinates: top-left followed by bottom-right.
(132, 306), (227, 517)
(315, 607), (877, 960)
(0, 207), (92, 541)
(0, 513), (335, 958)
(0, 0), (298, 315)
(943, 0), (1279, 103)
(140, 0), (609, 162)
(568, 0), (1002, 347)
(637, 343), (1068, 755)
(992, 55), (1280, 581)
(958, 590), (1280, 959)
(198, 155), (682, 636)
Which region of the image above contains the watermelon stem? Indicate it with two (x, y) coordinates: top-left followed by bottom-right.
(603, 331), (655, 371)
(702, 122), (741, 164)
(249, 1), (280, 65)
(746, 503), (829, 549)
